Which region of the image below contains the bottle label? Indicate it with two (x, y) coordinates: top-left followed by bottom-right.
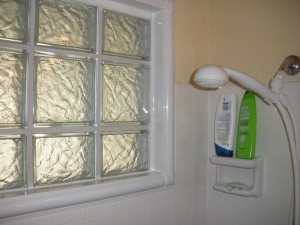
(216, 99), (232, 147)
(238, 106), (249, 149)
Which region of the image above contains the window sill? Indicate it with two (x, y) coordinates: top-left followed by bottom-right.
(0, 172), (172, 219)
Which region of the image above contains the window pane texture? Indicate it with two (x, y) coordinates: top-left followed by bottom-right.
(34, 134), (95, 185)
(0, 48), (26, 126)
(103, 10), (151, 60)
(102, 131), (148, 177)
(0, 136), (24, 190)
(0, 0), (27, 43)
(102, 62), (149, 124)
(0, 0), (152, 194)
(34, 54), (95, 124)
(36, 0), (97, 52)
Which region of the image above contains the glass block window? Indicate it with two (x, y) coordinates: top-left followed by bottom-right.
(102, 131), (148, 177)
(0, 48), (26, 127)
(36, 0), (97, 52)
(34, 134), (94, 185)
(103, 10), (151, 60)
(0, 1), (153, 194)
(0, 136), (24, 190)
(34, 53), (95, 125)
(0, 0), (28, 43)
(102, 62), (149, 124)
(0, 0), (175, 218)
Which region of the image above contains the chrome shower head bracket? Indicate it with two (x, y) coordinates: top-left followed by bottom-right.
(278, 55), (300, 75)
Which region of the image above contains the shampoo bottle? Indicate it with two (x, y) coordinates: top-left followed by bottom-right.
(236, 91), (257, 159)
(214, 95), (238, 157)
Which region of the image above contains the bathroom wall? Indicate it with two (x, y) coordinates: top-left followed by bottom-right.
(174, 0), (300, 223)
(174, 0), (208, 84)
(205, 81), (300, 225)
(175, 0), (300, 84)
(174, 79), (300, 225)
(208, 0), (300, 82)
(176, 79), (299, 225)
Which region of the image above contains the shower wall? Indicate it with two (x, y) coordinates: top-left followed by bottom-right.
(200, 80), (299, 225)
(174, 0), (300, 222)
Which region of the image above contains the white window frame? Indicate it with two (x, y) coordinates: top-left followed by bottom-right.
(0, 0), (174, 219)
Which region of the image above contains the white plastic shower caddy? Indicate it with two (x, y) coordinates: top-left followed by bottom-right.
(209, 156), (264, 197)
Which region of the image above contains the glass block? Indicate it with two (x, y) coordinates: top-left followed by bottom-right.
(34, 53), (94, 125)
(0, 0), (28, 43)
(103, 10), (150, 60)
(34, 134), (94, 185)
(36, 0), (97, 52)
(0, 48), (26, 127)
(102, 62), (149, 124)
(0, 136), (24, 190)
(101, 131), (148, 177)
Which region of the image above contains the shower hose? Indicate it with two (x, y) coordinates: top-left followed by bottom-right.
(276, 101), (299, 225)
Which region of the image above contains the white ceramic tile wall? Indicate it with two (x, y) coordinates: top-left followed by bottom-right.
(206, 81), (300, 225)
(1, 81), (299, 225)
(0, 84), (208, 225)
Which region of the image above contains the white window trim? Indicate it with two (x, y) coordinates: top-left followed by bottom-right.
(0, 0), (174, 220)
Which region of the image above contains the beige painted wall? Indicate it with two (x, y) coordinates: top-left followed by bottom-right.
(174, 0), (208, 84)
(175, 0), (300, 84)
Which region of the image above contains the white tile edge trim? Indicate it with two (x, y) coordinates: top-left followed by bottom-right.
(0, 173), (166, 220)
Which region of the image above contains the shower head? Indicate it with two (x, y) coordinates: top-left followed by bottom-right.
(193, 65), (229, 88)
(194, 55), (300, 102)
(194, 65), (273, 101)
(278, 55), (300, 75)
